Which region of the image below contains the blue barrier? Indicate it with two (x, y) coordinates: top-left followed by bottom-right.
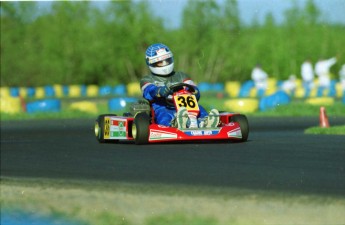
(259, 90), (291, 111)
(63, 85), (69, 96)
(27, 87), (36, 97)
(80, 85), (87, 96)
(44, 86), (55, 97)
(239, 80), (255, 97)
(198, 82), (211, 92)
(329, 80), (337, 97)
(276, 80), (283, 87)
(2, 209), (82, 225)
(197, 82), (224, 92)
(26, 99), (61, 113)
(3, 81), (344, 100)
(317, 80), (337, 97)
(108, 97), (137, 111)
(99, 86), (113, 96)
(113, 84), (127, 96)
(10, 87), (20, 97)
(212, 83), (224, 92)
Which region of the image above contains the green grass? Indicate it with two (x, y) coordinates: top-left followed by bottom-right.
(1, 97), (345, 121)
(2, 178), (345, 225)
(305, 125), (345, 135)
(252, 102), (345, 117)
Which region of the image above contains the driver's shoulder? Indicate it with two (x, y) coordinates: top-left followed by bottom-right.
(172, 71), (190, 81)
(140, 74), (155, 83)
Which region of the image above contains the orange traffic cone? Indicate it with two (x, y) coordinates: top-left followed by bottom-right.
(319, 106), (330, 128)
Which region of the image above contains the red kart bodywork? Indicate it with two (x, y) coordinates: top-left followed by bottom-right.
(95, 83), (248, 144)
(99, 112), (244, 143)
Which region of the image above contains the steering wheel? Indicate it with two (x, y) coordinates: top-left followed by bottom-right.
(165, 83), (196, 107)
(168, 83), (196, 93)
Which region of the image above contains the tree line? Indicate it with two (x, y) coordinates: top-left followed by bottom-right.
(1, 0), (344, 87)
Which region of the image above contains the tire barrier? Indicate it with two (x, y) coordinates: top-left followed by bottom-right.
(127, 82), (142, 96)
(336, 83), (343, 98)
(305, 97), (335, 106)
(53, 84), (64, 97)
(295, 86), (318, 98)
(63, 85), (69, 96)
(99, 85), (112, 96)
(108, 97), (138, 111)
(68, 85), (83, 98)
(26, 87), (36, 97)
(224, 98), (259, 113)
(18, 87), (27, 98)
(81, 85), (87, 97)
(86, 85), (99, 97)
(225, 81), (241, 97)
(238, 80), (255, 97)
(44, 86), (55, 97)
(1, 80), (344, 99)
(213, 82), (224, 92)
(266, 78), (278, 95)
(259, 90), (291, 111)
(26, 99), (61, 113)
(69, 101), (98, 114)
(197, 82), (225, 92)
(113, 84), (126, 96)
(10, 87), (20, 97)
(0, 87), (11, 97)
(294, 87), (306, 98)
(35, 87), (46, 99)
(198, 82), (211, 92)
(0, 96), (21, 114)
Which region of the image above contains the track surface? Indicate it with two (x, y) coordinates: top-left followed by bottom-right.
(1, 117), (345, 196)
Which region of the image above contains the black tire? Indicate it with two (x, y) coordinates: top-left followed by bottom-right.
(132, 112), (150, 145)
(95, 114), (118, 143)
(230, 114), (249, 142)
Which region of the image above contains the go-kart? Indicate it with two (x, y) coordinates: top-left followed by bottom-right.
(94, 83), (249, 145)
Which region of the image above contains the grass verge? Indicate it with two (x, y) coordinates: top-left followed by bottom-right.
(1, 177), (345, 225)
(305, 125), (345, 135)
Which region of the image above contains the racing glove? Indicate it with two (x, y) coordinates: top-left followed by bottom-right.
(187, 86), (200, 100)
(155, 86), (171, 98)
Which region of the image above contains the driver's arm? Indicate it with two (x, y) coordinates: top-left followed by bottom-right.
(141, 83), (170, 101)
(183, 79), (200, 100)
(191, 85), (200, 100)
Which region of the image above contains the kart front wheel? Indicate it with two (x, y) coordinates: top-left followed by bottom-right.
(132, 112), (150, 145)
(230, 114), (249, 142)
(95, 114), (118, 143)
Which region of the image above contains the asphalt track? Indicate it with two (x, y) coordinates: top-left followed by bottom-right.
(1, 116), (345, 196)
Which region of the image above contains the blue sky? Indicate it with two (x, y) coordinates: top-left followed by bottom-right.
(147, 0), (345, 28)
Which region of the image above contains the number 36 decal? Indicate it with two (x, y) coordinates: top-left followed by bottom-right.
(174, 94), (199, 111)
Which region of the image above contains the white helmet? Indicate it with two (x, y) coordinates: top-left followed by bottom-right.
(145, 43), (174, 76)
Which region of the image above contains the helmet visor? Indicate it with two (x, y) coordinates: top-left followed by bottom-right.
(151, 58), (173, 67)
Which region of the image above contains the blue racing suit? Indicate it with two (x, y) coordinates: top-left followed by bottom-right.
(140, 71), (208, 126)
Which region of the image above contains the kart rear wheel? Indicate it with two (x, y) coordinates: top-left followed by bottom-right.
(95, 114), (119, 143)
(132, 112), (150, 145)
(230, 114), (249, 142)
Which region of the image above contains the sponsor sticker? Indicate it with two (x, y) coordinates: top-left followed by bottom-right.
(104, 117), (110, 138)
(148, 52), (172, 64)
(149, 129), (177, 141)
(158, 125), (170, 128)
(108, 118), (127, 139)
(184, 130), (219, 136)
(227, 127), (242, 138)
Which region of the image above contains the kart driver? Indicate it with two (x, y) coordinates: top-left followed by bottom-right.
(140, 43), (219, 129)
